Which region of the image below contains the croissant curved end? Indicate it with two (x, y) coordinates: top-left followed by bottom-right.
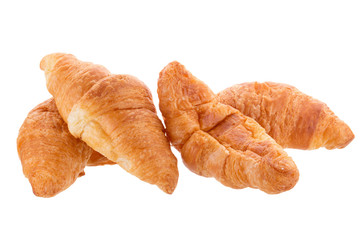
(324, 120), (355, 150)
(40, 53), (68, 70)
(262, 155), (300, 194)
(311, 116), (355, 150)
(28, 171), (65, 198)
(156, 172), (179, 194)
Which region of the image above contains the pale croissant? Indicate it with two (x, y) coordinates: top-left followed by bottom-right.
(158, 62), (299, 194)
(217, 82), (354, 150)
(40, 53), (178, 194)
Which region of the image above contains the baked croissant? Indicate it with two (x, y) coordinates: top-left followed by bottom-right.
(217, 82), (355, 150)
(40, 53), (178, 194)
(158, 62), (299, 194)
(17, 99), (92, 197)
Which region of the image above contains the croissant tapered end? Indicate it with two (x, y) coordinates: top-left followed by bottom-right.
(40, 53), (111, 121)
(219, 136), (299, 194)
(326, 120), (355, 149)
(40, 53), (73, 71)
(261, 154), (300, 194)
(159, 61), (215, 107)
(156, 172), (178, 194)
(311, 112), (355, 150)
(28, 168), (85, 198)
(28, 171), (65, 198)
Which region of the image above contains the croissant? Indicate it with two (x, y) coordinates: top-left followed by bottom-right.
(217, 82), (355, 150)
(40, 53), (178, 194)
(17, 99), (92, 197)
(158, 62), (299, 194)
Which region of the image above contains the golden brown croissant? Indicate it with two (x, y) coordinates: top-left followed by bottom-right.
(40, 53), (178, 194)
(158, 62), (299, 194)
(217, 82), (355, 150)
(17, 99), (93, 197)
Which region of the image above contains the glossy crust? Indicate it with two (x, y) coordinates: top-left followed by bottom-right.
(217, 82), (355, 150)
(17, 99), (92, 197)
(158, 62), (299, 194)
(40, 53), (178, 194)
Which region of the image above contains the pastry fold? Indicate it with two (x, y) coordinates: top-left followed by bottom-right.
(217, 82), (354, 149)
(158, 62), (299, 194)
(40, 53), (178, 194)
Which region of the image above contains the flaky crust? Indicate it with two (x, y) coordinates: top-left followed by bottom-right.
(217, 82), (355, 150)
(17, 99), (92, 197)
(158, 62), (299, 194)
(40, 53), (178, 194)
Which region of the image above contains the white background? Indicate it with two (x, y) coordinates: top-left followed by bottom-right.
(1, 1), (359, 239)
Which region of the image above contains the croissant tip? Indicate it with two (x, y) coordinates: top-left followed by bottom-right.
(158, 184), (176, 194)
(39, 56), (48, 71)
(39, 53), (57, 71)
(342, 124), (355, 146)
(347, 132), (355, 145)
(161, 61), (185, 74)
(40, 53), (74, 71)
(329, 140), (353, 150)
(28, 172), (63, 198)
(334, 132), (355, 149)
(156, 173), (178, 194)
(322, 119), (355, 150)
(263, 156), (300, 194)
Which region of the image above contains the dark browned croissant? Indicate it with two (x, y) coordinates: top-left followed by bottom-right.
(40, 53), (178, 194)
(158, 62), (299, 194)
(217, 82), (354, 150)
